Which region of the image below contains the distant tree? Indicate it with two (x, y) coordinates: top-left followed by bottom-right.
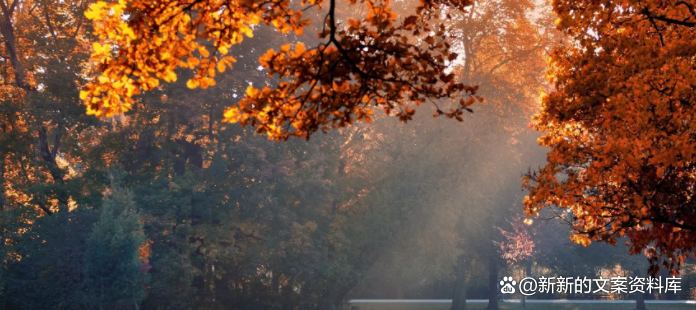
(84, 183), (149, 310)
(1, 209), (96, 310)
(498, 218), (535, 265)
(441, 0), (557, 307)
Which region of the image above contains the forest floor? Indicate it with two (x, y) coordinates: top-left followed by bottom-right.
(350, 301), (696, 310)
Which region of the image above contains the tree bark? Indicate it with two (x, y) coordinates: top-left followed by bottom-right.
(271, 272), (280, 295)
(0, 149), (6, 243)
(37, 126), (67, 212)
(0, 0), (27, 90)
(174, 139), (202, 175)
(487, 253), (499, 310)
(450, 273), (467, 310)
(0, 151), (5, 212)
(522, 262), (532, 308)
(635, 268), (645, 310)
(281, 277), (296, 310)
(38, 126), (64, 185)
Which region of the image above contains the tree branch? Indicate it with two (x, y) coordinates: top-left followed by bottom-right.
(641, 7), (696, 27)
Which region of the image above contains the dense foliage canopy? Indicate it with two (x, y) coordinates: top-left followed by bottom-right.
(524, 0), (696, 274)
(81, 0), (482, 140)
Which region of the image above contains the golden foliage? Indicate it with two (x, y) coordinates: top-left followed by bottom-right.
(81, 0), (480, 140)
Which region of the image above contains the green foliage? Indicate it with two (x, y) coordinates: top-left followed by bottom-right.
(84, 185), (148, 310)
(1, 209), (96, 309)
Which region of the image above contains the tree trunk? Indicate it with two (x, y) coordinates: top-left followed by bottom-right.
(37, 126), (67, 212)
(0, 0), (28, 90)
(487, 254), (499, 310)
(522, 262), (531, 308)
(0, 150), (6, 217)
(450, 274), (467, 310)
(395, 274), (404, 299)
(133, 292), (140, 310)
(174, 139), (203, 175)
(281, 277), (295, 310)
(272, 272), (280, 295)
(635, 268), (645, 310)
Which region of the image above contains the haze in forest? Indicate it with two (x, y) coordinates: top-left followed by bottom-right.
(0, 0), (695, 309)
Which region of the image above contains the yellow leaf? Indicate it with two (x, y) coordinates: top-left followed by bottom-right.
(217, 62), (226, 73)
(186, 79), (199, 89)
(224, 107), (240, 123)
(84, 1), (106, 19)
(84, 9), (98, 20)
(122, 27), (136, 40)
(187, 57), (200, 67)
(223, 55), (237, 64)
(199, 47), (210, 57)
(246, 86), (258, 97)
(164, 70), (177, 82)
(295, 43), (305, 55)
(92, 42), (103, 54)
(241, 26), (254, 38)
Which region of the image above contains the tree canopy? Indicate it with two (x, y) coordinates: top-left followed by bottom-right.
(80, 0), (482, 140)
(524, 0), (696, 274)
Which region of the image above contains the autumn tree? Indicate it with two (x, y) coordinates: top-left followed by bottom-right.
(0, 2), (122, 309)
(0, 0), (104, 218)
(524, 0), (696, 274)
(498, 218), (535, 265)
(337, 0), (556, 304)
(439, 0), (556, 308)
(80, 0), (483, 140)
